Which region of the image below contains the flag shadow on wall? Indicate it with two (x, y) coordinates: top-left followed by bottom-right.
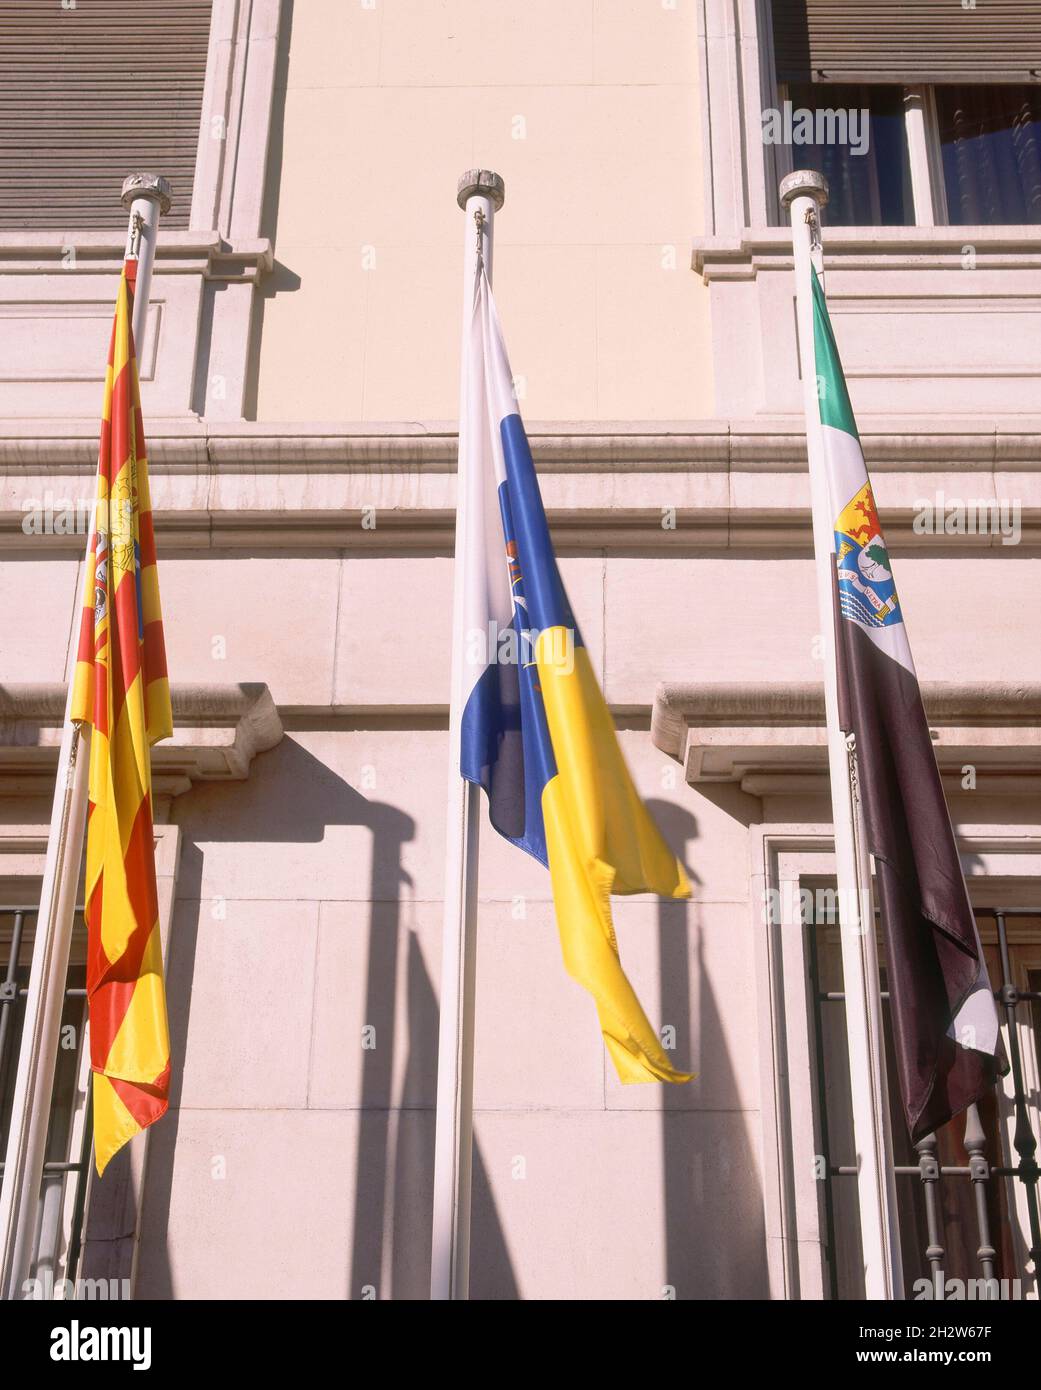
(128, 733), (517, 1300)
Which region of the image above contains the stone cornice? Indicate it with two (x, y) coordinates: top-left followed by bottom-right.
(1, 416), (1038, 466)
(1, 418), (1037, 552)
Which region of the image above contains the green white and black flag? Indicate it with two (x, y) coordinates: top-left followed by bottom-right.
(812, 267), (1006, 1142)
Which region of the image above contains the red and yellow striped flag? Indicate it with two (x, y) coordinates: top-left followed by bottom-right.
(71, 260), (173, 1175)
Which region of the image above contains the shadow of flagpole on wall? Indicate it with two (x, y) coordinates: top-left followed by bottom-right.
(647, 799), (698, 1297)
(389, 931), (519, 1299)
(347, 807), (412, 1300)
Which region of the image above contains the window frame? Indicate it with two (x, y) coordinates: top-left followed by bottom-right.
(752, 826), (1041, 1301)
(189, 0), (283, 242)
(775, 78), (1039, 230)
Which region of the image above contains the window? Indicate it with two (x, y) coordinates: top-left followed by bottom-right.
(0, 0), (213, 230)
(0, 904), (92, 1298)
(776, 81), (1041, 227)
(806, 888), (1041, 1299)
(769, 2), (1041, 227)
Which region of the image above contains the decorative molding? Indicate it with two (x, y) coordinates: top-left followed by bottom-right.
(653, 681), (1041, 797)
(0, 683), (283, 798)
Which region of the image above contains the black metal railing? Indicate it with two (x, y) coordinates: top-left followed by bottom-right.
(810, 905), (1041, 1300)
(0, 905), (92, 1297)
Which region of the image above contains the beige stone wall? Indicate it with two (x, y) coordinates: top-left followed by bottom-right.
(254, 0), (713, 423)
(12, 548), (1039, 702)
(9, 535), (1037, 1296)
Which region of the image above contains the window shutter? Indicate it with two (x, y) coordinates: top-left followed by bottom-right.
(0, 0), (212, 231)
(771, 1), (1041, 84)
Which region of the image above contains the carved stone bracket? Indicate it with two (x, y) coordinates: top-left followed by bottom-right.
(652, 681), (1041, 797)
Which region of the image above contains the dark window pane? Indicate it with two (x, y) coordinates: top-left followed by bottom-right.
(784, 83), (914, 226)
(937, 85), (1041, 225)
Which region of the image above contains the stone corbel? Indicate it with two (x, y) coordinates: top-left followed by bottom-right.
(652, 681), (1041, 797)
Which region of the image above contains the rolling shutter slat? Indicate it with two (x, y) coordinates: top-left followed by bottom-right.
(771, 1), (1041, 83)
(0, 0), (212, 230)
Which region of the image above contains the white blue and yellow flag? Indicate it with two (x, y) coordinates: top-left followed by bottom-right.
(457, 267), (692, 1084)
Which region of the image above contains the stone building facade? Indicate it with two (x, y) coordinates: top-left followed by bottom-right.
(1, 1), (1038, 1300)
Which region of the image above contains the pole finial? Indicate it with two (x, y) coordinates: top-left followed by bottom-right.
(121, 173), (173, 215)
(457, 169), (505, 211)
(779, 169), (829, 210)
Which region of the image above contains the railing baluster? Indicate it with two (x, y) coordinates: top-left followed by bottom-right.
(63, 1080), (94, 1300)
(994, 911), (1041, 1276)
(915, 1131), (945, 1299)
(963, 1102), (996, 1294)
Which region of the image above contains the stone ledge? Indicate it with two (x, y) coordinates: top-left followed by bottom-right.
(652, 681), (1041, 798)
(693, 226), (1041, 281)
(0, 232), (273, 283)
(0, 682), (282, 797)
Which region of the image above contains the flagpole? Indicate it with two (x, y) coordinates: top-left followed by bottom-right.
(430, 169), (505, 1302)
(120, 173), (171, 352)
(0, 174), (170, 1301)
(782, 169), (904, 1301)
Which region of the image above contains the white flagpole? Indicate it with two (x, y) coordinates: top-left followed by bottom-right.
(430, 169), (505, 1302)
(0, 174), (171, 1301)
(782, 170), (904, 1300)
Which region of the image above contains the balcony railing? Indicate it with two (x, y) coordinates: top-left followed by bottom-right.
(811, 905), (1041, 1299)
